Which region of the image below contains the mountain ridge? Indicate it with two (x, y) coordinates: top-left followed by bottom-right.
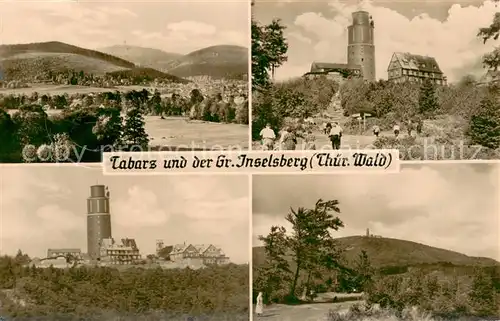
(253, 235), (499, 269)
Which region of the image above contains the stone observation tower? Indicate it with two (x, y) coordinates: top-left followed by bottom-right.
(87, 185), (112, 260)
(347, 11), (376, 81)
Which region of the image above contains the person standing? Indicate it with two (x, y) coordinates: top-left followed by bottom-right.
(259, 123), (276, 151)
(393, 123), (400, 138)
(416, 120), (423, 135)
(282, 127), (297, 150)
(255, 292), (264, 317)
(372, 125), (380, 138)
(305, 129), (316, 150)
(406, 119), (413, 137)
(329, 122), (343, 150)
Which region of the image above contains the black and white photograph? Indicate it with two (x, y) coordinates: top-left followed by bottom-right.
(251, 0), (500, 160)
(0, 0), (249, 163)
(0, 165), (250, 320)
(252, 163), (500, 320)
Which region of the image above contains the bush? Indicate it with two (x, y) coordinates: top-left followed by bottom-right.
(466, 96), (500, 149)
(252, 76), (338, 140)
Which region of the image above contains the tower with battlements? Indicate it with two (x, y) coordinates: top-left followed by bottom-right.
(87, 185), (112, 260)
(347, 11), (376, 82)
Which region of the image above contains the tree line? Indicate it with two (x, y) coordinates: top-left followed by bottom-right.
(0, 89), (249, 162)
(0, 254), (249, 320)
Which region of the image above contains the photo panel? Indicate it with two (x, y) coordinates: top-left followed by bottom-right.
(252, 163), (500, 320)
(0, 0), (250, 164)
(0, 165), (250, 321)
(251, 0), (500, 160)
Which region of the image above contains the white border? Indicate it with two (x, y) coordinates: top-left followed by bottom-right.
(248, 173), (254, 321)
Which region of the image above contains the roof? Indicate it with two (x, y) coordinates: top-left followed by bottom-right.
(391, 52), (443, 73)
(47, 248), (81, 253)
(194, 244), (211, 253)
(311, 62), (361, 73)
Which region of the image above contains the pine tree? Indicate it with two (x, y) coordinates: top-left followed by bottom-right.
(418, 79), (439, 115)
(467, 95), (500, 149)
(122, 106), (149, 150)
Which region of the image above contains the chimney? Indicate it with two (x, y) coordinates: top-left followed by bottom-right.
(366, 228), (370, 237)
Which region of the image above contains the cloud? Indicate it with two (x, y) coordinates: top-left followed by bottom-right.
(252, 164), (500, 261)
(111, 186), (170, 228)
(0, 1), (248, 54)
(274, 0), (498, 81)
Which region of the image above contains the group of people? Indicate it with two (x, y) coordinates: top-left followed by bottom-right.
(259, 121), (344, 151)
(377, 119), (423, 139)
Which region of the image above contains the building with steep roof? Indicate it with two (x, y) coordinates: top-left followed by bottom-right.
(166, 242), (230, 265)
(387, 52), (447, 85)
(304, 62), (362, 82)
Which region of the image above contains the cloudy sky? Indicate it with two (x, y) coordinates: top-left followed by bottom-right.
(253, 163), (500, 261)
(0, 165), (250, 264)
(0, 0), (249, 54)
(253, 0), (498, 82)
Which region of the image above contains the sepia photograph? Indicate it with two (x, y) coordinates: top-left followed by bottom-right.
(252, 163), (500, 320)
(0, 0), (249, 163)
(0, 165), (250, 320)
(251, 0), (500, 160)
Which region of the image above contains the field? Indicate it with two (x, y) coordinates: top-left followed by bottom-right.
(6, 108), (249, 150)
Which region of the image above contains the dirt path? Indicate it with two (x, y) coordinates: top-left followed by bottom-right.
(255, 301), (358, 321)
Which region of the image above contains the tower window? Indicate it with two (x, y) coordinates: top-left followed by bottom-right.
(361, 58), (364, 62)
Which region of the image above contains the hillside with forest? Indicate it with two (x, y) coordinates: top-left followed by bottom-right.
(97, 44), (248, 80)
(0, 41), (186, 83)
(253, 235), (499, 270)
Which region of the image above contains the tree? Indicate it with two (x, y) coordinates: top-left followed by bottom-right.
(466, 95), (500, 149)
(418, 79), (439, 116)
(251, 17), (288, 91)
(285, 199), (344, 299)
(469, 268), (498, 316)
(122, 106), (149, 150)
(255, 226), (292, 303)
(353, 250), (373, 292)
(478, 4), (499, 70)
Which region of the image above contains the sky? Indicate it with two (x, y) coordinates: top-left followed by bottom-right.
(0, 0), (249, 54)
(0, 165), (250, 264)
(253, 0), (499, 82)
(253, 163), (500, 262)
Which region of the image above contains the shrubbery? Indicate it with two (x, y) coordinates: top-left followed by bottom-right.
(0, 255), (249, 320)
(252, 76), (338, 139)
(0, 88), (249, 162)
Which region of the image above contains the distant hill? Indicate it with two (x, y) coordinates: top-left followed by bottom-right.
(0, 41), (187, 83)
(166, 45), (248, 80)
(253, 236), (499, 270)
(97, 45), (183, 70)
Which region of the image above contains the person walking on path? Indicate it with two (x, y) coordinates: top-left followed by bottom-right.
(372, 125), (380, 138)
(329, 122), (343, 150)
(255, 292), (264, 317)
(406, 119), (413, 137)
(259, 123), (276, 151)
(416, 120), (423, 135)
(304, 128), (316, 150)
(393, 123), (400, 138)
(281, 126), (297, 150)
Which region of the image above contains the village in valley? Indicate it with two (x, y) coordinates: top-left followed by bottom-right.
(0, 1), (250, 163)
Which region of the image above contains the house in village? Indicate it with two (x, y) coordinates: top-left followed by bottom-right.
(163, 243), (230, 265)
(387, 52), (447, 85)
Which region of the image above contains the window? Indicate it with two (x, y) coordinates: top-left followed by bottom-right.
(361, 58), (364, 62)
